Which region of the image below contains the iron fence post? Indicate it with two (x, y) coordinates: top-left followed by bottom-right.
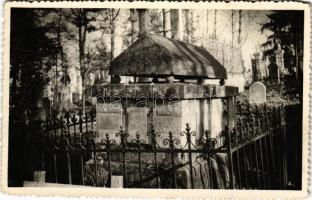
(185, 123), (194, 189)
(225, 125), (235, 189)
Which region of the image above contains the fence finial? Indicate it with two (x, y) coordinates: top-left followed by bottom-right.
(186, 123), (190, 132)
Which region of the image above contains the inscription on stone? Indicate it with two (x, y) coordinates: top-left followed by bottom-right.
(97, 100), (123, 139)
(97, 113), (122, 139)
(153, 115), (181, 148)
(128, 109), (148, 141)
(156, 102), (181, 116)
(98, 114), (122, 130)
(97, 102), (122, 113)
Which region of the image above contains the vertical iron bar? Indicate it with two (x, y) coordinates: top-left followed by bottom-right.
(254, 141), (260, 188)
(246, 122), (254, 188)
(226, 126), (235, 189)
(107, 151), (112, 187)
(138, 149), (143, 187)
(119, 128), (128, 188)
(168, 132), (177, 188)
(153, 151), (159, 188)
(122, 150), (127, 187)
(150, 125), (160, 188)
(238, 117), (248, 188)
(185, 124), (194, 189)
(53, 117), (57, 140)
(268, 108), (276, 188)
(250, 144), (256, 188)
(236, 150), (242, 189)
(53, 153), (58, 183)
(41, 152), (45, 171)
(206, 153), (212, 188)
(275, 107), (283, 188)
(80, 154), (85, 185)
(251, 116), (260, 188)
(242, 147), (248, 188)
(66, 112), (70, 139)
(256, 108), (265, 189)
(259, 139), (265, 189)
(105, 133), (112, 187)
(93, 142), (97, 186)
(280, 107), (287, 189)
(209, 156), (214, 188)
(272, 106), (281, 188)
(60, 115), (64, 142)
(240, 118), (248, 188)
(278, 106), (287, 189)
(171, 151), (177, 188)
(264, 136), (271, 188)
(73, 114), (77, 140)
(79, 111), (83, 135)
(85, 113), (88, 133)
(226, 97), (235, 189)
(135, 133), (143, 188)
(90, 110), (94, 131)
(66, 151), (72, 184)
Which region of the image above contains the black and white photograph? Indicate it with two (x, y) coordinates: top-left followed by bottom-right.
(3, 1), (310, 197)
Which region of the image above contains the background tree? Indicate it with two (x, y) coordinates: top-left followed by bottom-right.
(68, 9), (103, 114)
(10, 8), (58, 117)
(162, 9), (171, 37)
(9, 8), (58, 186)
(261, 11), (304, 80)
(37, 9), (72, 111)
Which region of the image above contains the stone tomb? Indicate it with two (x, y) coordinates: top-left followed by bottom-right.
(94, 83), (238, 146)
(90, 34), (240, 188)
(248, 82), (267, 104)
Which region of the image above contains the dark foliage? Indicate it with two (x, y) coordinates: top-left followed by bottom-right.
(261, 10), (303, 76)
(10, 8), (58, 112)
(9, 8), (59, 186)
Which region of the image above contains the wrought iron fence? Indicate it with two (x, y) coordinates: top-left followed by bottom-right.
(230, 104), (289, 189)
(21, 104), (298, 189)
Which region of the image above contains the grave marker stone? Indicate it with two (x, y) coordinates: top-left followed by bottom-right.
(128, 108), (148, 141)
(111, 176), (123, 188)
(248, 82), (267, 104)
(34, 171), (46, 183)
(97, 102), (123, 139)
(153, 102), (181, 147)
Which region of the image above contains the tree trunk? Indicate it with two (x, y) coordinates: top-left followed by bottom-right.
(111, 9), (123, 59)
(162, 9), (171, 38)
(193, 10), (201, 46)
(56, 12), (62, 110)
(78, 9), (87, 115)
(130, 9), (139, 43)
(206, 10), (209, 39)
(238, 10), (242, 45)
(138, 9), (150, 36)
(184, 10), (192, 43)
(231, 10), (234, 47)
(130, 9), (139, 82)
(137, 9), (151, 83)
(170, 9), (183, 40)
(213, 10), (217, 40)
(110, 9), (126, 83)
(294, 32), (300, 81)
(190, 10), (195, 43)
